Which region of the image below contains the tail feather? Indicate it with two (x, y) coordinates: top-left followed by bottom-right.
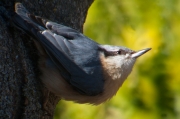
(13, 3), (48, 39)
(15, 2), (29, 17)
(15, 3), (47, 29)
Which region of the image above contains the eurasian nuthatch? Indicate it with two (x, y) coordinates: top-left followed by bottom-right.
(12, 3), (151, 105)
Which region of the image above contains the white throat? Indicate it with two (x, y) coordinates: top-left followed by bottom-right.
(100, 54), (136, 81)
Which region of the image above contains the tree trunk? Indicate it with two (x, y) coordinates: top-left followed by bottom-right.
(0, 0), (93, 119)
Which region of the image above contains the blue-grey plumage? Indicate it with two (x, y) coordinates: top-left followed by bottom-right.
(12, 3), (151, 104)
(14, 3), (104, 96)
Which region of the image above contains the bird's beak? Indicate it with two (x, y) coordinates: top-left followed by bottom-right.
(131, 48), (151, 58)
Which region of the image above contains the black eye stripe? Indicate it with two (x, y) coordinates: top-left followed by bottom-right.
(104, 51), (122, 56)
(98, 47), (126, 57)
(117, 50), (122, 54)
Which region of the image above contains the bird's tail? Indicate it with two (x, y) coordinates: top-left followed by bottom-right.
(15, 3), (47, 27)
(15, 3), (29, 17)
(13, 3), (48, 38)
(0, 2), (47, 38)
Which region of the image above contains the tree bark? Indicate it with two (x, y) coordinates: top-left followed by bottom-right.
(0, 0), (93, 119)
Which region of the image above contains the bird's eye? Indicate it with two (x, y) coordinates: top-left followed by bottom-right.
(117, 50), (122, 54)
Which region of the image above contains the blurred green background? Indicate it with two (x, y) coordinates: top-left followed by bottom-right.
(54, 0), (180, 119)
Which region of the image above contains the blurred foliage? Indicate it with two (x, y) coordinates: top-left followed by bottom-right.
(54, 0), (180, 119)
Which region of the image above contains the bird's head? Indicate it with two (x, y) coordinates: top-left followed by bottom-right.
(99, 45), (151, 81)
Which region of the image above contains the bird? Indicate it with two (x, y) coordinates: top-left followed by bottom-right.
(12, 3), (151, 105)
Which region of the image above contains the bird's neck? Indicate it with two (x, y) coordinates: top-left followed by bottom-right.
(99, 55), (130, 101)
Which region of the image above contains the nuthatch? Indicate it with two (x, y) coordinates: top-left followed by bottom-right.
(13, 3), (151, 105)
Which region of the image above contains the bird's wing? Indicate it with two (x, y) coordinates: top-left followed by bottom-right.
(13, 3), (104, 95)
